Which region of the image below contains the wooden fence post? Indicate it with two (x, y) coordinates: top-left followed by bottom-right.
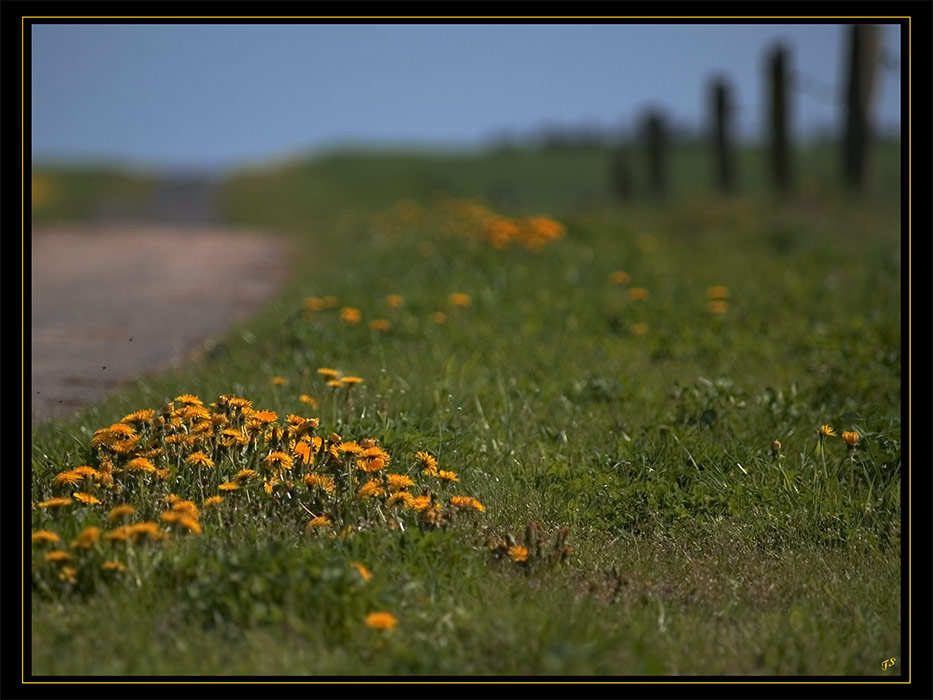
(843, 24), (880, 190)
(610, 143), (634, 201)
(711, 76), (736, 193)
(644, 110), (668, 198)
(767, 44), (793, 193)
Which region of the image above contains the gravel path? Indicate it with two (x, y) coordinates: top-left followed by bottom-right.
(31, 224), (291, 425)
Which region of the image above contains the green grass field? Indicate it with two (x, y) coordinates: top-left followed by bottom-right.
(29, 142), (903, 677)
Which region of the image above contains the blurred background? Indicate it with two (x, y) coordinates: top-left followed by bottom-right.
(30, 22), (901, 223)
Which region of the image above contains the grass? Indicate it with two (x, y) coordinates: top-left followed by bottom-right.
(28, 141), (903, 677)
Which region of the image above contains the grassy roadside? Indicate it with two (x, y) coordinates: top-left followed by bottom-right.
(29, 143), (902, 676)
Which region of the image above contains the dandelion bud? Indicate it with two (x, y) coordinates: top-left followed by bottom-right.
(842, 431), (859, 447)
(771, 440), (781, 453)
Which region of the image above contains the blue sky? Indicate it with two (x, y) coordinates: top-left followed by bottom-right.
(30, 22), (903, 172)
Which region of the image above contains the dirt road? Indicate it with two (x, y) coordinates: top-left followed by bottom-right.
(30, 224), (291, 425)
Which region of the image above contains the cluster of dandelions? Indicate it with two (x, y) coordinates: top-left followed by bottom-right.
(370, 196), (566, 251)
(301, 292), (473, 332)
(32, 392), (486, 591)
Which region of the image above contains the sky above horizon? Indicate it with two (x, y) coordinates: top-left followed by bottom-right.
(30, 22), (903, 172)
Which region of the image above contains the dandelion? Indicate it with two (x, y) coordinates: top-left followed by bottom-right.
(369, 319), (391, 331)
(450, 496), (485, 512)
(175, 394), (203, 407)
(186, 451), (214, 468)
(349, 562), (372, 581)
(358, 480), (385, 499)
(819, 425), (836, 438)
(234, 468), (260, 481)
(358, 457), (386, 473)
(434, 470), (459, 483)
(38, 497), (71, 509)
(406, 495), (432, 511)
(299, 394), (319, 409)
(52, 471), (83, 486)
(842, 431), (860, 447)
(340, 307), (362, 324)
(261, 452), (293, 474)
(101, 560), (126, 572)
(341, 376), (364, 387)
(203, 495), (224, 508)
(31, 530), (61, 544)
(628, 287), (651, 301)
(58, 567), (78, 584)
(218, 482), (239, 491)
(172, 500), (200, 519)
(251, 410), (279, 423)
(384, 294), (404, 308)
(70, 466), (100, 478)
(386, 492), (414, 508)
(449, 293), (471, 307)
(127, 522), (168, 541)
(107, 423), (138, 440)
(303, 473), (336, 493)
(707, 285), (730, 300)
(415, 451), (438, 473)
(327, 379), (343, 389)
(71, 526), (100, 549)
(508, 545), (529, 563)
(295, 437), (323, 464)
(609, 270), (631, 285)
(305, 515), (332, 532)
(272, 376), (287, 386)
(73, 492), (101, 505)
(771, 440), (782, 459)
(45, 550), (73, 563)
(387, 474), (415, 491)
(107, 504), (136, 521)
(178, 517), (202, 534)
(431, 311), (447, 324)
(364, 612), (397, 631)
(303, 296), (326, 311)
(126, 457), (156, 473)
(338, 441), (363, 454)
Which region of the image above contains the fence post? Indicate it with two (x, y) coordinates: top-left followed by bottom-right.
(843, 24), (880, 190)
(767, 44), (793, 193)
(610, 143), (634, 201)
(644, 110), (668, 198)
(711, 76), (736, 193)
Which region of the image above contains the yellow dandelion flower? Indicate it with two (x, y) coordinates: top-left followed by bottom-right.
(842, 431), (860, 447)
(338, 441), (363, 454)
(172, 500), (200, 519)
(628, 287), (651, 301)
(38, 497), (72, 509)
(210, 412), (229, 427)
(304, 296), (326, 311)
(234, 468), (259, 481)
(263, 479), (277, 494)
(107, 504), (136, 521)
(203, 495), (224, 508)
(108, 423), (138, 440)
(819, 425), (836, 438)
(305, 515), (332, 531)
(609, 270), (631, 285)
(434, 469), (459, 482)
(155, 468), (171, 480)
(59, 567), (78, 584)
(415, 451), (438, 472)
(450, 496), (485, 512)
(449, 293), (472, 307)
(263, 451), (294, 472)
(251, 409), (279, 423)
(45, 550), (74, 563)
(431, 311), (447, 324)
(32, 530), (61, 544)
(218, 482), (239, 491)
(303, 473), (336, 493)
(126, 457), (156, 473)
(386, 491), (414, 508)
(365, 612), (397, 631)
(52, 470), (83, 486)
(326, 379), (343, 389)
(508, 545), (529, 562)
(340, 307), (362, 324)
(707, 300), (729, 314)
(271, 376), (287, 386)
(406, 495), (432, 512)
(127, 522), (168, 541)
(384, 294), (404, 308)
(174, 394), (203, 407)
(186, 451), (214, 468)
(358, 480), (385, 499)
(71, 466), (100, 478)
(73, 492), (101, 505)
(295, 437), (323, 464)
(179, 516), (202, 534)
(102, 560), (126, 572)
(369, 318), (391, 331)
(387, 474), (415, 491)
(299, 394), (319, 409)
(71, 526), (101, 549)
(121, 409), (155, 425)
(317, 367), (340, 379)
(165, 493), (181, 505)
(358, 457), (386, 473)
(104, 526), (130, 542)
(707, 285), (730, 300)
(341, 375), (364, 386)
(349, 561), (372, 581)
